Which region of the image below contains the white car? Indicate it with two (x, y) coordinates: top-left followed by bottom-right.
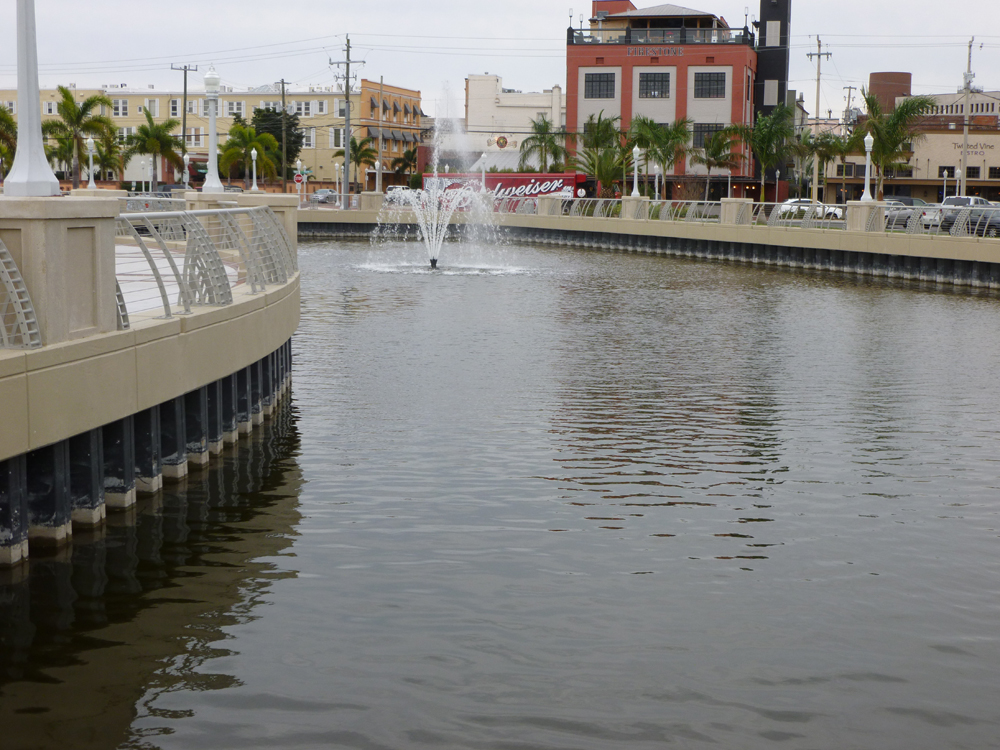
(921, 196), (992, 229)
(776, 198), (843, 220)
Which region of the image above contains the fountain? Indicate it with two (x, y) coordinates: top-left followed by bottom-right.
(374, 116), (496, 270)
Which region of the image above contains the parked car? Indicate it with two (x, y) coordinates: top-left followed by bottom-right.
(938, 207), (1000, 238)
(884, 197), (929, 229)
(775, 198), (843, 220)
(310, 189), (338, 204)
(922, 195), (992, 228)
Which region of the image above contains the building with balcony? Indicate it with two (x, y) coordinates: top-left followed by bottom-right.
(566, 1), (762, 198)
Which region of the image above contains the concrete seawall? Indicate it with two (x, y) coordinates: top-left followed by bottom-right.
(297, 204), (1000, 289)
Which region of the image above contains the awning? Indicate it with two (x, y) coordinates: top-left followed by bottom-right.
(393, 102), (400, 114)
(367, 127), (381, 138)
(382, 99), (389, 111)
(369, 96), (377, 108)
(419, 107), (428, 117)
(403, 131), (415, 143)
(391, 130), (403, 141)
(403, 103), (411, 115)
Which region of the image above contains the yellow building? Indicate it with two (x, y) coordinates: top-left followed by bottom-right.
(1, 79), (423, 191)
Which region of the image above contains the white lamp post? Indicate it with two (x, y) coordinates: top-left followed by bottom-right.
(4, 0), (60, 197)
(149, 158), (155, 194)
(481, 152), (487, 190)
(140, 159), (146, 193)
(86, 136), (96, 189)
(775, 169), (780, 202)
(202, 65), (225, 193)
(251, 147), (258, 191)
(942, 169), (948, 200)
(334, 163), (340, 197)
(631, 144), (640, 197)
(183, 153), (190, 189)
(727, 168), (732, 198)
(861, 131), (874, 202)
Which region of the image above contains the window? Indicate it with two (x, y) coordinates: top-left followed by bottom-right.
(939, 166), (956, 178)
(3, 101), (15, 114)
(694, 72), (726, 98)
(315, 100), (327, 115)
(329, 127), (343, 149)
(584, 72), (615, 99)
(638, 72), (670, 99)
(967, 166), (980, 179)
(260, 100), (281, 111)
(185, 128), (203, 147)
(226, 101), (245, 118)
(43, 102), (56, 115)
(303, 127), (315, 148)
(112, 99), (128, 117)
(692, 123), (724, 148)
(337, 99), (347, 117)
(203, 100), (212, 117)
(836, 163), (856, 177)
(145, 99), (159, 117)
(295, 101), (310, 117)
(170, 99), (180, 117)
(117, 126), (135, 144)
(990, 167), (1000, 180)
(188, 99), (198, 114)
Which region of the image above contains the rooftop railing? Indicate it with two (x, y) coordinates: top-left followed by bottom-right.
(568, 26), (754, 46)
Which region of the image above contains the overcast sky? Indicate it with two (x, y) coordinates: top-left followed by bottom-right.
(1, 0), (997, 121)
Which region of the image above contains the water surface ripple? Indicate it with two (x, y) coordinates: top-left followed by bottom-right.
(5, 238), (1000, 749)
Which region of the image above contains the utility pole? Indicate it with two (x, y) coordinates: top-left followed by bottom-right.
(807, 38), (832, 203)
(171, 64), (198, 154)
(959, 37), (975, 196)
(377, 75), (384, 193)
(843, 85), (857, 131)
(331, 36), (363, 209)
(281, 78), (288, 193)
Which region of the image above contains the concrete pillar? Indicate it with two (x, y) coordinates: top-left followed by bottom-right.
(69, 428), (105, 526)
(102, 415), (136, 510)
(236, 366), (252, 435)
(160, 396), (188, 481)
(0, 455), (29, 566)
(620, 196), (647, 221)
(0, 198), (120, 345)
(250, 359), (264, 426)
(26, 441), (72, 548)
(220, 374), (238, 444)
(184, 387), (210, 469)
(360, 191), (385, 213)
(846, 200), (885, 233)
(134, 406), (162, 494)
(261, 353), (274, 418)
(206, 381), (224, 455)
(721, 197), (753, 225)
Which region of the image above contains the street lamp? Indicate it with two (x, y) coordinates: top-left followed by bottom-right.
(654, 163), (660, 199)
(140, 159), (146, 193)
(251, 147), (258, 191)
(183, 153), (190, 189)
(775, 169), (780, 202)
(631, 144), (640, 197)
(727, 168), (732, 198)
(86, 136), (96, 189)
(861, 131), (874, 202)
(481, 152), (487, 190)
(202, 65), (225, 193)
(334, 163), (340, 197)
(149, 158), (155, 194)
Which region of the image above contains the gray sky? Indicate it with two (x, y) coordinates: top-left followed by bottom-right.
(1, 0), (997, 120)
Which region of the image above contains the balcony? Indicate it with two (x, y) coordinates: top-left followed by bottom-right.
(568, 26), (754, 47)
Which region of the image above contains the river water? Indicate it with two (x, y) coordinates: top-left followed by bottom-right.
(3, 237), (1000, 749)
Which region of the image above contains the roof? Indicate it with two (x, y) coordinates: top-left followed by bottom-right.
(607, 3), (715, 18)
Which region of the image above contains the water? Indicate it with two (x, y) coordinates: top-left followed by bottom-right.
(4, 238), (1000, 749)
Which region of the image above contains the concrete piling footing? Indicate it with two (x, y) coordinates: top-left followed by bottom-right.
(0, 340), (292, 565)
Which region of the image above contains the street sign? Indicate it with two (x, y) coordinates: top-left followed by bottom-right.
(293, 174), (304, 185)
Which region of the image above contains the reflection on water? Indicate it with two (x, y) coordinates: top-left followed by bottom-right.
(0, 408), (301, 750)
(6, 239), (1000, 749)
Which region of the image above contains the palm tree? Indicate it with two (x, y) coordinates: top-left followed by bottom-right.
(729, 103), (796, 201)
(0, 105), (16, 156)
(519, 114), (567, 172)
(334, 136), (377, 193)
(44, 135), (75, 178)
(646, 119), (691, 199)
(860, 88), (934, 199)
(40, 85), (114, 189)
(690, 130), (744, 201)
(581, 111), (621, 150)
(220, 124), (279, 189)
(123, 109), (183, 190)
(95, 129), (123, 183)
(820, 130), (864, 204)
(572, 146), (624, 198)
(391, 147), (418, 178)
(628, 115), (661, 193)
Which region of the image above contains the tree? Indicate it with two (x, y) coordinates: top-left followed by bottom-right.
(518, 114), (567, 173)
(580, 111), (621, 150)
(690, 129), (744, 201)
(123, 109), (183, 189)
(44, 135), (75, 178)
(391, 147), (418, 181)
(250, 107), (304, 174)
(95, 129), (123, 183)
(643, 118), (691, 199)
(571, 146), (624, 198)
(729, 103), (796, 201)
(818, 130), (864, 204)
(628, 115), (661, 192)
(40, 85), (114, 189)
(220, 124), (279, 189)
(860, 88), (934, 199)
(0, 105), (16, 156)
(334, 135), (376, 193)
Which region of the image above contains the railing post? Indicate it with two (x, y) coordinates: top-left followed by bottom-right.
(847, 200), (884, 232)
(721, 198), (753, 225)
(621, 196), (648, 221)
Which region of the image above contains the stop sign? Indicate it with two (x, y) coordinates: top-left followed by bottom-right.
(293, 173), (304, 184)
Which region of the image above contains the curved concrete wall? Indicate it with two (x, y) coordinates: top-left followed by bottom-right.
(0, 275), (299, 463)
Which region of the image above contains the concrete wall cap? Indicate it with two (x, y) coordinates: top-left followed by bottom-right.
(0, 196), (120, 220)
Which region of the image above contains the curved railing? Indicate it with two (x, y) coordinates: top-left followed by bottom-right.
(0, 237), (42, 349)
(114, 206), (295, 326)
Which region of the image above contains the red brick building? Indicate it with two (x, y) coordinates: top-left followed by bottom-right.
(566, 1), (759, 197)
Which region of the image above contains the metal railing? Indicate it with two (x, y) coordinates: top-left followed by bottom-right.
(115, 206), (295, 324)
(884, 206), (1000, 238)
(494, 196), (538, 215)
(568, 27), (753, 46)
(0, 236), (42, 349)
